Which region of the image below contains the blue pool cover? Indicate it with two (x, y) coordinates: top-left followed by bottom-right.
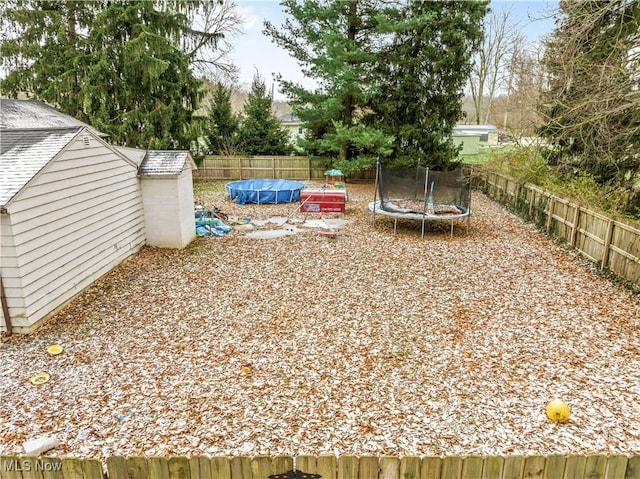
(226, 179), (306, 205)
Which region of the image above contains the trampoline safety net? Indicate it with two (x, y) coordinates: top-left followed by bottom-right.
(376, 162), (472, 217)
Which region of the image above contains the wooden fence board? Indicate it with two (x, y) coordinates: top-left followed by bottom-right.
(251, 456), (273, 479)
(210, 457), (231, 479)
(40, 457), (64, 479)
(461, 456), (484, 479)
(482, 456), (504, 479)
(441, 456), (463, 479)
(316, 456), (337, 479)
(272, 457), (293, 478)
(0, 457), (23, 479)
(60, 459), (84, 479)
(625, 455), (640, 479)
(189, 457), (210, 479)
(604, 455), (629, 479)
(379, 457), (399, 479)
(420, 457), (442, 479)
(230, 458), (251, 479)
(338, 456), (359, 479)
(503, 456), (526, 479)
(148, 457), (170, 479)
(295, 456), (317, 476)
(2, 455), (640, 479)
(526, 456), (548, 479)
(168, 457), (190, 479)
(584, 456), (607, 479)
(400, 457), (421, 479)
(563, 456), (586, 479)
(357, 457), (379, 479)
(83, 459), (105, 479)
(542, 455), (565, 479)
(18, 457), (41, 479)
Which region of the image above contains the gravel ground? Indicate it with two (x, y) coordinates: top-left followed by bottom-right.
(1, 182), (639, 459)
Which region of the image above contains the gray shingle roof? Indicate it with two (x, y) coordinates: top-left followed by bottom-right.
(138, 150), (193, 176)
(0, 99), (107, 137)
(1, 127), (81, 206)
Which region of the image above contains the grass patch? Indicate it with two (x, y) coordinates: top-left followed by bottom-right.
(478, 146), (640, 226)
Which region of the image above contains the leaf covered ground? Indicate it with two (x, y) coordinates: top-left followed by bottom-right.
(1, 182), (639, 459)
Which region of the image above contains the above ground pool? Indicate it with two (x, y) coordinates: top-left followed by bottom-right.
(226, 179), (306, 205)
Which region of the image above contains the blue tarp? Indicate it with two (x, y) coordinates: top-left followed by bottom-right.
(195, 218), (232, 237)
(226, 179), (305, 205)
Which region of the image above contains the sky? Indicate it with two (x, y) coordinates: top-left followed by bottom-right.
(228, 1), (560, 100)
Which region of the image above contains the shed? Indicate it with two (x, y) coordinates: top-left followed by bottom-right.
(0, 126), (146, 333)
(452, 133), (481, 155)
(453, 124), (499, 146)
(138, 150), (197, 249)
(1, 99), (198, 334)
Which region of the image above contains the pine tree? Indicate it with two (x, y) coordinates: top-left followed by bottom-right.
(371, 1), (487, 169)
(264, 0), (394, 173)
(205, 83), (239, 155)
(264, 0), (486, 172)
(236, 73), (291, 155)
(1, 0), (240, 150)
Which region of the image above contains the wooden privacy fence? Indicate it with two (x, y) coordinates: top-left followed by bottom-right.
(193, 156), (318, 181)
(193, 156), (376, 182)
(1, 454), (638, 479)
(476, 170), (640, 289)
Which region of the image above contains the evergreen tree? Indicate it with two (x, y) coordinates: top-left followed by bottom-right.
(372, 1), (487, 169)
(206, 83), (239, 155)
(236, 73), (291, 155)
(264, 1), (394, 173)
(264, 0), (486, 172)
(1, 0), (239, 149)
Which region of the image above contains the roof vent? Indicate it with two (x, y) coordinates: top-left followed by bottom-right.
(83, 135), (90, 146)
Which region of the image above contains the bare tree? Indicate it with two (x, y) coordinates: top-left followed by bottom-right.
(538, 0), (640, 198)
(468, 7), (526, 125)
(183, 1), (243, 82)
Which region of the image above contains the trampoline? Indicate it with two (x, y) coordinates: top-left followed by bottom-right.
(369, 160), (472, 237)
(226, 179), (306, 205)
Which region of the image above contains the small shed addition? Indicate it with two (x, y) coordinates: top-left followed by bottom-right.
(138, 151), (197, 249)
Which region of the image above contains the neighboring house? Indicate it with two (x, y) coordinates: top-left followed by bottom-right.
(278, 113), (306, 146)
(453, 124), (499, 146)
(0, 99), (196, 333)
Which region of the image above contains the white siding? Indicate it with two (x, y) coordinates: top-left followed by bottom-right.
(2, 134), (145, 332)
(141, 169), (195, 249)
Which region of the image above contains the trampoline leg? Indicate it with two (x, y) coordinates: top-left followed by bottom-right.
(450, 220), (454, 238)
(394, 218), (397, 234)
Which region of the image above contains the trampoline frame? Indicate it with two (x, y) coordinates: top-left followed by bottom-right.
(370, 161), (472, 237)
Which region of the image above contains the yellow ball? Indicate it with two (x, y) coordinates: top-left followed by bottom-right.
(546, 399), (571, 423)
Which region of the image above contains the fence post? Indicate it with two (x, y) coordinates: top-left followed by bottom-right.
(546, 196), (555, 234)
(601, 219), (615, 270)
(569, 204), (581, 248)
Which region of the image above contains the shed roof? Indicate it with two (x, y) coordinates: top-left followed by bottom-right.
(0, 98), (108, 137)
(138, 150), (196, 176)
(1, 127), (81, 206)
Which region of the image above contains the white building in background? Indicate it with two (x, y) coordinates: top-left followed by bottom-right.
(453, 124), (499, 146)
(279, 113), (307, 147)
